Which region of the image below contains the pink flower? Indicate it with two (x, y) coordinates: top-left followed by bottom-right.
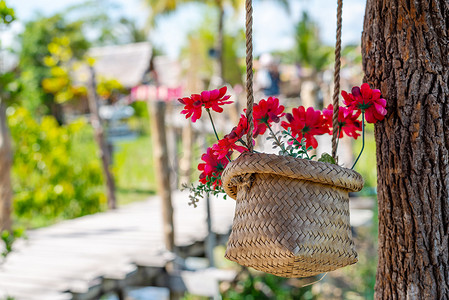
(179, 86), (232, 122)
(198, 147), (230, 189)
(341, 83), (387, 123)
(281, 106), (330, 149)
(323, 104), (362, 139)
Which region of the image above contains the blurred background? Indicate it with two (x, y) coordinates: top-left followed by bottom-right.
(0, 0), (378, 299)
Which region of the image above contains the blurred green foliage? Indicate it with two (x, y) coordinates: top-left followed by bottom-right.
(8, 107), (105, 227)
(41, 35), (88, 104)
(0, 0), (14, 26)
(0, 71), (21, 106)
(353, 123), (377, 190)
(342, 44), (363, 67)
(222, 30), (245, 86)
(295, 12), (333, 72)
(113, 135), (156, 204)
(18, 13), (90, 120)
(221, 270), (315, 300)
(182, 13), (244, 87)
(1, 227), (24, 257)
(340, 201), (378, 299)
(127, 101), (150, 135)
(0, 0), (20, 105)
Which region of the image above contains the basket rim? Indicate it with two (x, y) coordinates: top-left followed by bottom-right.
(222, 152), (364, 200)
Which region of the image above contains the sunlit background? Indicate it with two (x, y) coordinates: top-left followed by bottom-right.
(0, 0), (378, 299)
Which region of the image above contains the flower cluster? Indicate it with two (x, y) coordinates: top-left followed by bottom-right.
(281, 106), (329, 149)
(179, 84), (387, 205)
(252, 97), (285, 137)
(323, 105), (362, 139)
(198, 147), (230, 188)
(341, 83), (387, 123)
(179, 86), (232, 122)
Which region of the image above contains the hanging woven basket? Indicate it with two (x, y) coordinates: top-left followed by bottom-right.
(221, 0), (362, 278)
(222, 152), (363, 277)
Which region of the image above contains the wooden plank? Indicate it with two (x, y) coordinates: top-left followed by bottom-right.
(0, 191), (236, 300)
(0, 282), (72, 300)
(0, 289), (72, 300)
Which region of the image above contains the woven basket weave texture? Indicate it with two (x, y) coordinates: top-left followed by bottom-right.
(222, 152), (364, 278)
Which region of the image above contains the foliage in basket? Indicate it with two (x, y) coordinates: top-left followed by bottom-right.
(180, 84), (387, 206)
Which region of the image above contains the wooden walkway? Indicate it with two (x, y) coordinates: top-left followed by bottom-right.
(0, 191), (236, 300)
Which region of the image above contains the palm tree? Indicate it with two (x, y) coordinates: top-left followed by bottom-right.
(144, 0), (289, 84)
(294, 11), (333, 109)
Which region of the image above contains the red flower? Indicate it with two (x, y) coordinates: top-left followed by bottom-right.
(179, 97), (202, 122)
(229, 114), (249, 143)
(179, 86), (232, 122)
(212, 114), (249, 159)
(212, 139), (247, 159)
(323, 104), (362, 139)
(248, 97), (285, 137)
(198, 147), (230, 189)
(341, 83), (387, 123)
(281, 106), (330, 149)
(200, 86), (232, 113)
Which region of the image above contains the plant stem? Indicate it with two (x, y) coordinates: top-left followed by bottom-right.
(266, 122), (287, 154)
(335, 126), (342, 153)
(303, 144), (311, 159)
(206, 108), (220, 142)
(351, 112), (365, 170)
(282, 130), (310, 158)
(237, 138), (249, 149)
(237, 139), (260, 153)
(206, 108), (231, 162)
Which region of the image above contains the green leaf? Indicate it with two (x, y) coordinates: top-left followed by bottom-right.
(318, 152), (337, 164)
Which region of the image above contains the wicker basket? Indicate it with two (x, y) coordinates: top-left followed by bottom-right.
(221, 152), (364, 278)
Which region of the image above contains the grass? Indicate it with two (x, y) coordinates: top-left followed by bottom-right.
(113, 135), (156, 205)
(352, 123), (377, 189)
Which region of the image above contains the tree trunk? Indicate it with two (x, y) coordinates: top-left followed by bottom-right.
(179, 122), (193, 188)
(216, 0), (225, 83)
(0, 102), (12, 232)
(149, 101), (175, 251)
(165, 102), (179, 190)
(362, 1), (449, 299)
(87, 67), (117, 210)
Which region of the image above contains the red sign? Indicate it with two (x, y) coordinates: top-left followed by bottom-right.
(130, 85), (183, 103)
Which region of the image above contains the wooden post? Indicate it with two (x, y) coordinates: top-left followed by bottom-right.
(87, 67), (117, 210)
(205, 194), (216, 267)
(179, 122), (193, 187)
(0, 101), (12, 232)
(165, 102), (179, 190)
(149, 101), (175, 251)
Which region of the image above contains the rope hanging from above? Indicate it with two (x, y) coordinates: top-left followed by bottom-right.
(244, 0), (344, 160)
(331, 0), (343, 159)
(245, 0), (254, 153)
(225, 0), (361, 278)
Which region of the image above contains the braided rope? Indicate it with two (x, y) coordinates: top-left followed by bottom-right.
(332, 0), (343, 159)
(245, 0), (254, 152)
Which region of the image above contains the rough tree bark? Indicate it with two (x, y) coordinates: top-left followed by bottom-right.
(362, 1), (449, 298)
(0, 102), (12, 232)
